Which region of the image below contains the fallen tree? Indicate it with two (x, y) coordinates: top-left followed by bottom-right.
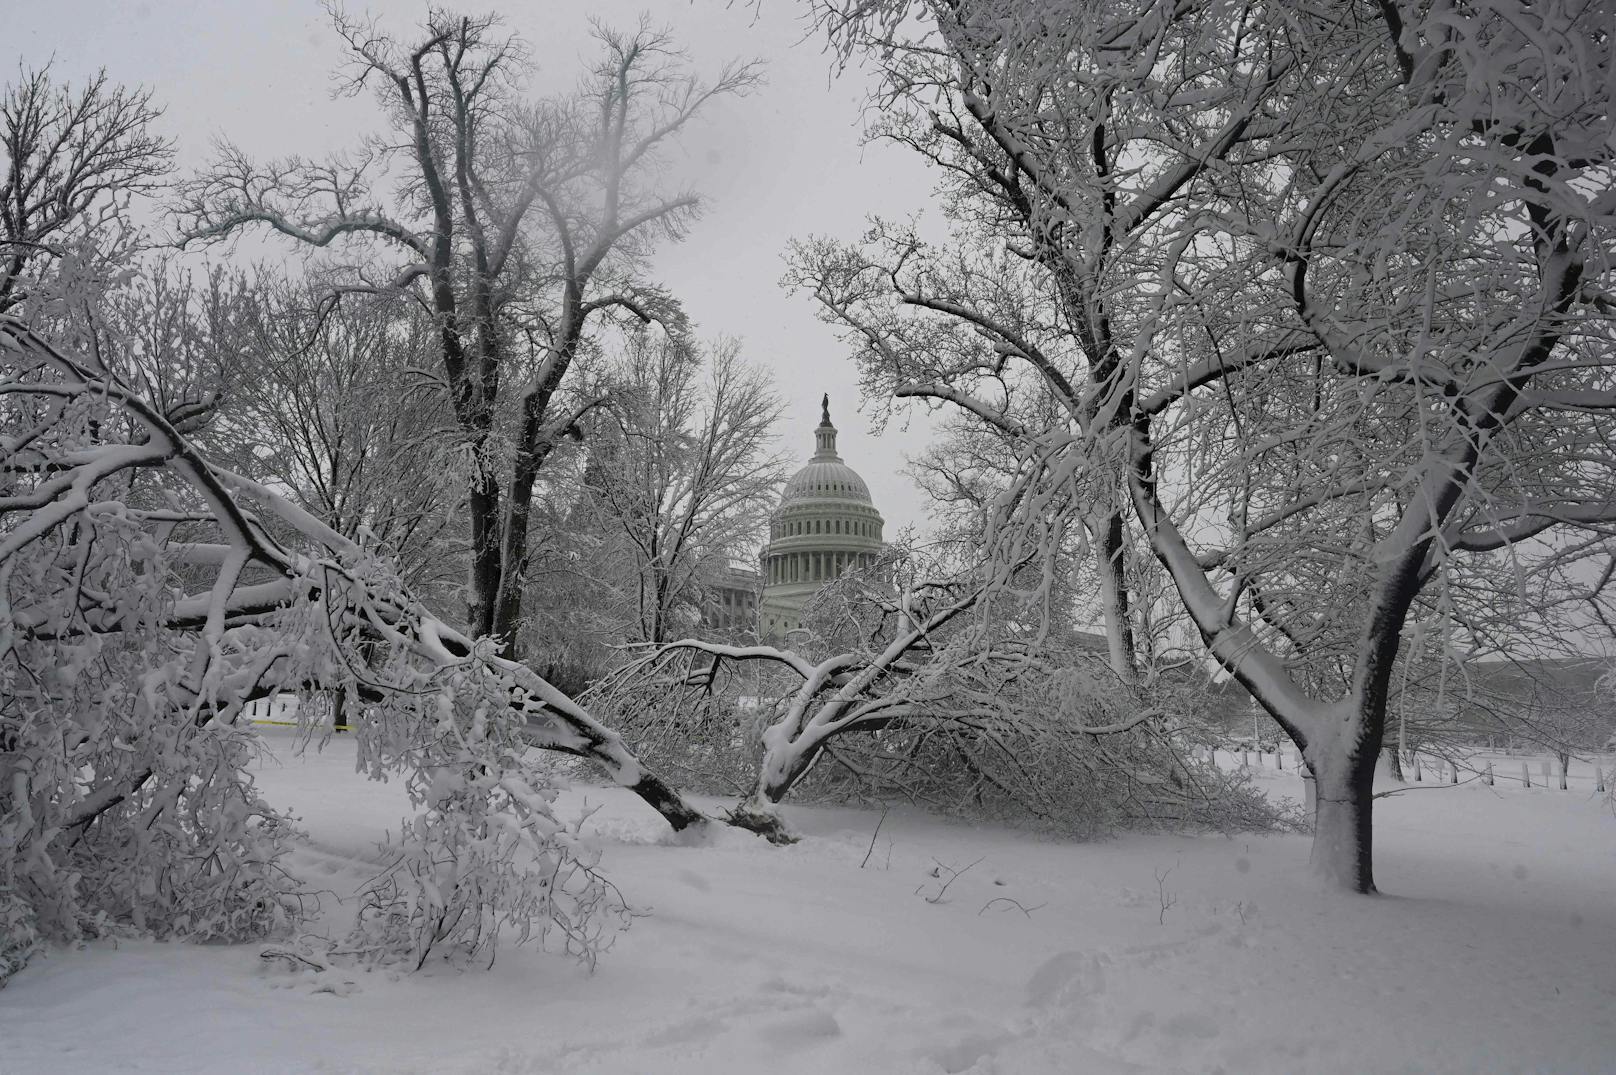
(592, 463), (1271, 841)
(0, 316), (705, 978)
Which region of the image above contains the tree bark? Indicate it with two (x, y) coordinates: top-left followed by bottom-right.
(1095, 510), (1138, 681)
(626, 771), (707, 832)
(723, 727), (834, 843)
(468, 467), (502, 640)
(1305, 711), (1381, 893)
(1309, 767), (1376, 893)
(724, 794), (797, 844)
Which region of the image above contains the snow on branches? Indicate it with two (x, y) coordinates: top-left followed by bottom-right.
(0, 316), (698, 980)
(594, 456), (1263, 840)
(806, 0), (1616, 893)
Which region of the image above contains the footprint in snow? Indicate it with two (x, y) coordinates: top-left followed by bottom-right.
(758, 1007), (842, 1047)
(1025, 950), (1109, 1010)
(758, 975), (832, 999)
(924, 1031), (1015, 1074)
(675, 868), (711, 892)
(640, 1013), (728, 1048)
(1161, 1011), (1219, 1040)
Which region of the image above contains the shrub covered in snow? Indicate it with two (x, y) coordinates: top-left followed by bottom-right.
(594, 538), (1285, 839)
(0, 369), (302, 982)
(345, 650), (626, 970)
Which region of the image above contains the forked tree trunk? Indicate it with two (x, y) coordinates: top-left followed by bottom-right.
(725, 728), (832, 844)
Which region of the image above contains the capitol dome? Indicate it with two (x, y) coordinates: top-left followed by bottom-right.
(780, 459), (872, 504)
(759, 396), (885, 638)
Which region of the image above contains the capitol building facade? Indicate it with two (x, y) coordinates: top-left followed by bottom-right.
(757, 396), (885, 639)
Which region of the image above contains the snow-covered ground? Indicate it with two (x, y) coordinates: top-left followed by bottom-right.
(4, 729), (1614, 1074)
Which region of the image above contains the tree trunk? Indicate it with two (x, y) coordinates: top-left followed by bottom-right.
(726, 726), (833, 843)
(489, 457), (529, 662)
(1307, 751), (1378, 893)
(724, 793), (797, 844)
(627, 771), (708, 833)
(1095, 510), (1138, 682)
(754, 735), (822, 808)
(468, 466), (503, 641)
(1382, 743), (1404, 781)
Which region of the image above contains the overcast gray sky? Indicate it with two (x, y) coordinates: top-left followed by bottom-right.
(9, 0), (944, 533)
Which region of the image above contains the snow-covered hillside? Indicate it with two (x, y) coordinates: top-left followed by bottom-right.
(2, 729), (1612, 1074)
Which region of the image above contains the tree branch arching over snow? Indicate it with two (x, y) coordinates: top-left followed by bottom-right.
(0, 314), (707, 976)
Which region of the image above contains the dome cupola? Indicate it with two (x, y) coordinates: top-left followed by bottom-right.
(815, 393), (837, 456)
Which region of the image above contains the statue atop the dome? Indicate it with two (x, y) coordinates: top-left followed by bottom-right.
(814, 393), (838, 458)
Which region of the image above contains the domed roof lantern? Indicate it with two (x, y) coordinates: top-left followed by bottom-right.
(814, 393), (839, 459)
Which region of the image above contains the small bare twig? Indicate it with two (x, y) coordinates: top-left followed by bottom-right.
(1154, 866), (1178, 925)
(860, 805), (890, 869)
(978, 896), (1046, 918)
(916, 856), (983, 904)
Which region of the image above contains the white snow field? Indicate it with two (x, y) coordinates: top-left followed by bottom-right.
(3, 729), (1613, 1074)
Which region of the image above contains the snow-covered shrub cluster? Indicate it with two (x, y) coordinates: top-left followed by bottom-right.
(0, 318), (640, 982)
(583, 658), (774, 798)
(797, 662), (1284, 835)
(346, 648), (626, 971)
(596, 525), (1284, 839)
(0, 350), (300, 983)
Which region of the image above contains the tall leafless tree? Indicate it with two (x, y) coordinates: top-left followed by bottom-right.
(215, 278), (462, 600)
(813, 0), (1616, 891)
(176, 11), (759, 657)
(573, 334), (785, 644)
(1, 66), (171, 317)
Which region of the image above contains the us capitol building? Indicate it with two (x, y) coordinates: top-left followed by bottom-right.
(705, 396), (885, 640)
(757, 395), (886, 638)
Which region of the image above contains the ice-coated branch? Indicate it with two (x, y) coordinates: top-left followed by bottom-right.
(0, 315), (706, 833)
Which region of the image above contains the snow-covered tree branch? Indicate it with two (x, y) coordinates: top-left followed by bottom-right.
(0, 312), (711, 978)
(810, 0), (1616, 892)
(174, 11), (760, 659)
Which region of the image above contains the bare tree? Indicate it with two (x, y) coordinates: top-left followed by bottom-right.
(572, 334), (784, 644)
(176, 11), (759, 656)
(216, 278), (462, 600)
(0, 66), (171, 316)
(813, 1), (1616, 892)
(1, 313), (709, 975)
(1122, 2), (1616, 891)
(797, 0), (1308, 683)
